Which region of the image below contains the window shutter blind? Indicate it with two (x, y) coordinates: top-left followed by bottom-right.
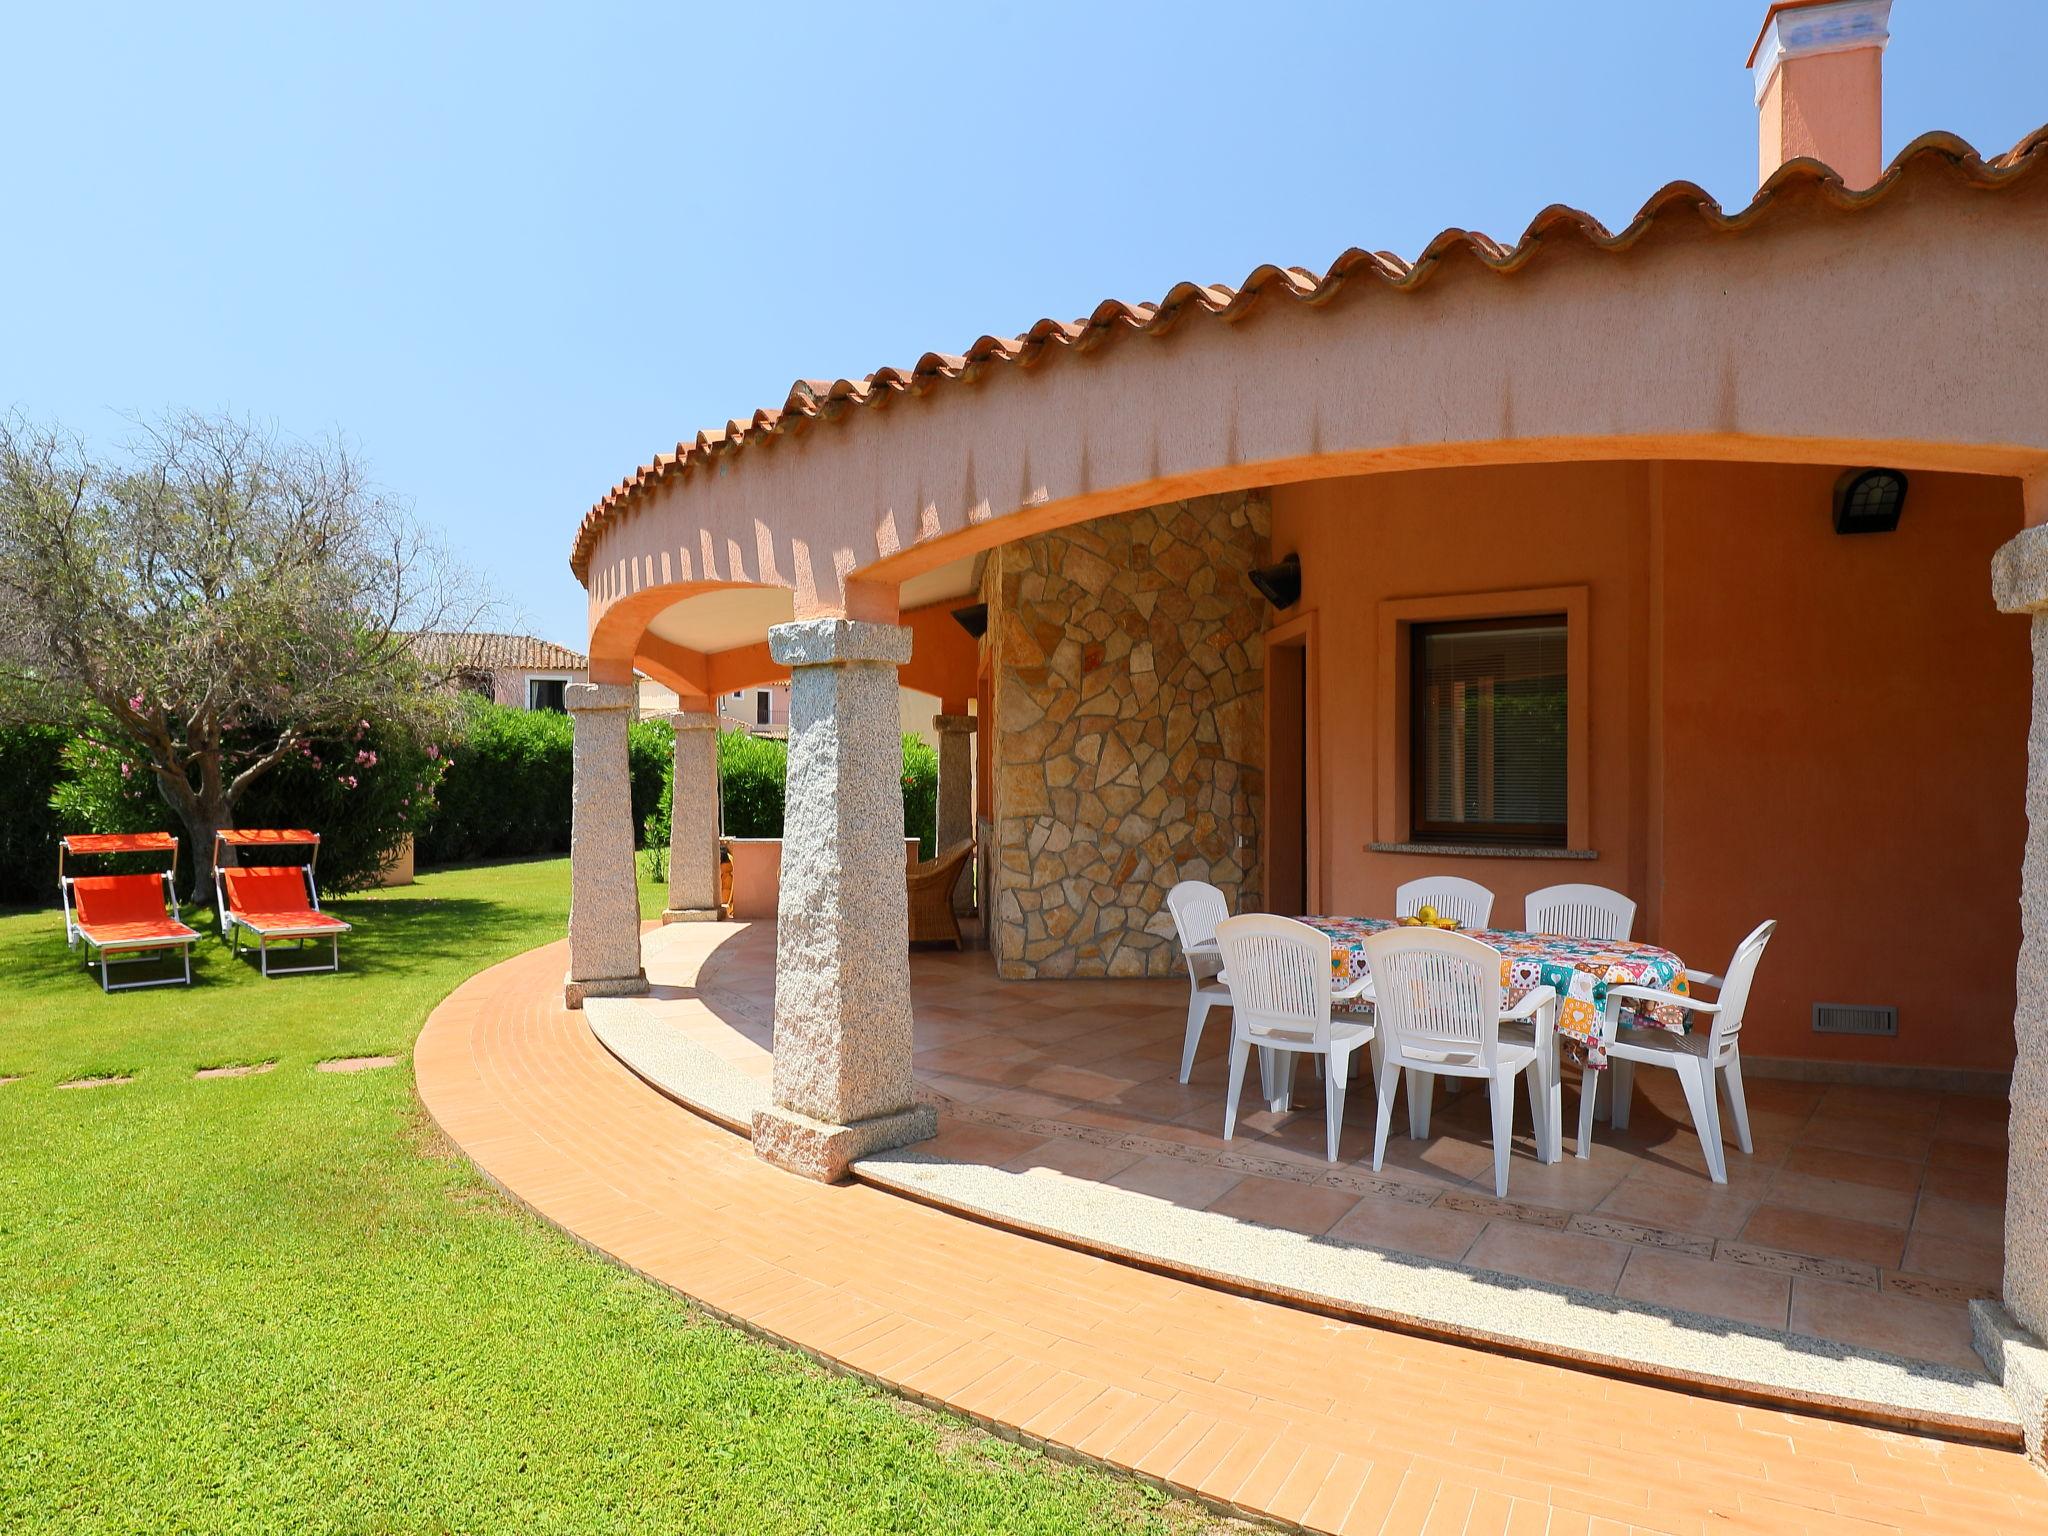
(1413, 619), (1567, 841)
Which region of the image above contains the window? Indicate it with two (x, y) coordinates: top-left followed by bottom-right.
(1410, 616), (1567, 846)
(755, 690), (770, 725)
(528, 677), (568, 712)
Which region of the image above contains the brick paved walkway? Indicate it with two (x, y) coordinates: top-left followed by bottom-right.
(416, 936), (2048, 1534)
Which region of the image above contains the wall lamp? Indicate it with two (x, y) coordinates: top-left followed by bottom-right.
(1248, 552), (1302, 609)
(1833, 468), (1908, 535)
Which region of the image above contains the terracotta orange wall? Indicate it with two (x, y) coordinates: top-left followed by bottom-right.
(1272, 461), (1654, 925)
(1270, 460), (2027, 1072)
(1657, 463), (2026, 1072)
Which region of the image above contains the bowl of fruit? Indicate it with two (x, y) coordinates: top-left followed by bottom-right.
(1397, 905), (1462, 930)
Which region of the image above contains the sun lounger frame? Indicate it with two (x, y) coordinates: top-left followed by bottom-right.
(58, 832), (199, 993)
(213, 830), (351, 978)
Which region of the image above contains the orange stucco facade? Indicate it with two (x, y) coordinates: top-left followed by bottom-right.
(1271, 460), (2027, 1072)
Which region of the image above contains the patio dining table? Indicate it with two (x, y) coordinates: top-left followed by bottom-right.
(1302, 915), (1692, 1071)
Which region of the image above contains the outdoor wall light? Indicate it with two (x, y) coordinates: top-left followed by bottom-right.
(1248, 552), (1302, 609)
(1833, 467), (1908, 535)
(950, 602), (989, 639)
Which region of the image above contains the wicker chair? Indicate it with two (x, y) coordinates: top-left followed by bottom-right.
(908, 840), (975, 948)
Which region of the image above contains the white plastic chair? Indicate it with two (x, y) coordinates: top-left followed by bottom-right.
(1214, 915), (1376, 1162)
(1363, 927), (1557, 1196)
(1167, 880), (1232, 1083)
(1524, 883), (1637, 941)
(1395, 876), (1495, 930)
(1575, 920), (1777, 1184)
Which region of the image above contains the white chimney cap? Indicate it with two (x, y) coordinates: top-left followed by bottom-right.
(1749, 0), (1892, 105)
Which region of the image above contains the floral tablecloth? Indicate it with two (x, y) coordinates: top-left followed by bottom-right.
(1302, 916), (1691, 1071)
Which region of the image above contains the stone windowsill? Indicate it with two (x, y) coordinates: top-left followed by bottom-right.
(1367, 841), (1599, 861)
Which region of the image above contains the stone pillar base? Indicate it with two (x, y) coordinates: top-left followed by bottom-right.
(660, 906), (727, 924)
(563, 970), (649, 1009)
(1973, 1298), (2048, 1460)
(751, 1100), (938, 1183)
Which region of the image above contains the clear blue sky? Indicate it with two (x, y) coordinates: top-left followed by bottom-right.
(5, 2), (2043, 649)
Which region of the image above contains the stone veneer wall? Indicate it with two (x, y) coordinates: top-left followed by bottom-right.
(988, 492), (1266, 978)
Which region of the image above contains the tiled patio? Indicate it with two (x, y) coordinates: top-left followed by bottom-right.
(643, 922), (2006, 1376)
(418, 931), (2048, 1533)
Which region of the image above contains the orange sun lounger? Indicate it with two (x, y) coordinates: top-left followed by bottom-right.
(213, 830), (351, 977)
(59, 832), (200, 992)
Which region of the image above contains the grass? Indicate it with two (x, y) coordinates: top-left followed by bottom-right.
(0, 858), (1228, 1535)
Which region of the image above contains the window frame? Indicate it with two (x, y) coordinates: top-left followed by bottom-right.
(527, 675), (571, 712)
(1406, 613), (1569, 848)
(1373, 586), (1591, 855)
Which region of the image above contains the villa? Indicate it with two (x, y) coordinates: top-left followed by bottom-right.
(420, 3), (2048, 1522)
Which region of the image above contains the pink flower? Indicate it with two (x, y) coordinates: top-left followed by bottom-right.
(119, 762), (132, 779)
(425, 745), (440, 761)
(128, 693), (146, 712)
(310, 755), (323, 768)
(340, 774), (359, 790)
(356, 749), (377, 767)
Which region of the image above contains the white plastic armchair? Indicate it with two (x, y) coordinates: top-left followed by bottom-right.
(1364, 927), (1557, 1195)
(1524, 883), (1636, 941)
(1575, 920), (1776, 1183)
(1394, 876), (1495, 930)
(1166, 880), (1232, 1083)
(1213, 915), (1377, 1163)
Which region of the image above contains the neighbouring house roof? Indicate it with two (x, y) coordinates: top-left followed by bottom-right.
(409, 631), (589, 673)
(569, 123), (2048, 585)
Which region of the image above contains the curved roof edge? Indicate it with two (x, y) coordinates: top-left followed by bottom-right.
(571, 123), (2048, 584)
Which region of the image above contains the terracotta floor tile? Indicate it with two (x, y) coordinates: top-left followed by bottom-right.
(1614, 1246), (1791, 1330)
(1779, 1142), (1925, 1194)
(1203, 1175), (1359, 1236)
(1899, 1232), (2004, 1290)
(1796, 1114), (1934, 1161)
(1104, 1153), (1245, 1210)
(1000, 1137), (1145, 1184)
(1788, 1278), (1982, 1371)
(1762, 1169), (1917, 1229)
(1464, 1221), (1630, 1292)
(922, 1122), (1052, 1165)
(1329, 1194), (1488, 1261)
(1920, 1161), (2006, 1206)
(1592, 1173), (1755, 1238)
(1913, 1192), (2004, 1247)
(1738, 1205), (1907, 1271)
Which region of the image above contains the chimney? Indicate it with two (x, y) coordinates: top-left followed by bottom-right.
(1748, 1), (1890, 190)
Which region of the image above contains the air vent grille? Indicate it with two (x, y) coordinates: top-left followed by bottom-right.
(1812, 1003), (1897, 1037)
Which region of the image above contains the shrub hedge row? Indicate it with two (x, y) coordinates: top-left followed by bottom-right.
(0, 703), (940, 906)
(415, 702), (670, 866)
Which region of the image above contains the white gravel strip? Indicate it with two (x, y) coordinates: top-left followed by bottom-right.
(857, 1149), (2017, 1436)
(585, 999), (768, 1131)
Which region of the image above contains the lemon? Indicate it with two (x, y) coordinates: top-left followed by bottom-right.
(1417, 904), (1438, 923)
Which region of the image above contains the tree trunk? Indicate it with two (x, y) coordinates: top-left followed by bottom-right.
(175, 803), (225, 911)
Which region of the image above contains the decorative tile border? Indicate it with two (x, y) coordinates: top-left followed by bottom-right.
(1715, 1241), (1879, 1289)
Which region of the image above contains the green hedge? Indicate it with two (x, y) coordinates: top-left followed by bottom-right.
(642, 730), (940, 881)
(0, 724), (67, 906)
(415, 701), (669, 867)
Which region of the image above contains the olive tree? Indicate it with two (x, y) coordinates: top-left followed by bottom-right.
(0, 410), (487, 896)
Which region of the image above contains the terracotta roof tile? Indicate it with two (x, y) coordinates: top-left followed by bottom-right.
(571, 124), (2048, 583)
(409, 631), (589, 673)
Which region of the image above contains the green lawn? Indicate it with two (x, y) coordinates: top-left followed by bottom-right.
(0, 859), (1221, 1535)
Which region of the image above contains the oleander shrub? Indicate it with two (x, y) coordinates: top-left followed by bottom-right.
(49, 714), (445, 894)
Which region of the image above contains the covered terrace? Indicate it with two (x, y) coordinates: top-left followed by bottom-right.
(553, 124), (2048, 1443)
